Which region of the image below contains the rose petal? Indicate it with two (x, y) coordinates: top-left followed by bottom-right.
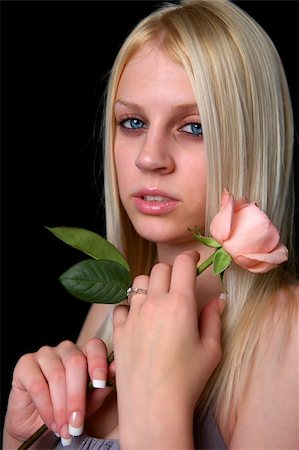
(234, 255), (276, 273)
(234, 244), (288, 273)
(245, 244), (288, 264)
(223, 204), (280, 256)
(234, 196), (249, 211)
(210, 191), (234, 243)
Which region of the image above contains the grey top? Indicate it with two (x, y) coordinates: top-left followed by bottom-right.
(49, 414), (227, 450)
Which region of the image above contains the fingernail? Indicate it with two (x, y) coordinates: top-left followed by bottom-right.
(69, 411), (84, 436)
(92, 379), (106, 388)
(60, 424), (72, 446)
(61, 437), (72, 447)
(54, 432), (60, 438)
(92, 368), (106, 388)
(218, 293), (227, 315)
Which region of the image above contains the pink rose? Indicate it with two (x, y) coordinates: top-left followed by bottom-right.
(209, 191), (288, 273)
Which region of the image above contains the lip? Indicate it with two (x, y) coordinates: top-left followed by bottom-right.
(132, 188), (181, 215)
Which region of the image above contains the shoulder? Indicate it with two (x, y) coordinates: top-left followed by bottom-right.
(229, 283), (299, 449)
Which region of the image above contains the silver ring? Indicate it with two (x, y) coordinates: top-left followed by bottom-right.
(127, 287), (148, 305)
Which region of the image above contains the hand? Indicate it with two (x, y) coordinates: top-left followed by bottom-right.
(113, 250), (224, 449)
(3, 338), (114, 448)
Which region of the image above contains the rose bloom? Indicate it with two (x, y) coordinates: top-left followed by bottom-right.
(210, 191), (288, 273)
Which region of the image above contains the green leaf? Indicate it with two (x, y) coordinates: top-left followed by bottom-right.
(213, 248), (232, 275)
(59, 259), (132, 304)
(189, 228), (221, 249)
(46, 226), (129, 270)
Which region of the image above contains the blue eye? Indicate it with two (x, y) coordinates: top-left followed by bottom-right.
(182, 122), (203, 136)
(122, 118), (145, 129)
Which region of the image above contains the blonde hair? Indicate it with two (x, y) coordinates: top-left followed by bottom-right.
(102, 0), (296, 423)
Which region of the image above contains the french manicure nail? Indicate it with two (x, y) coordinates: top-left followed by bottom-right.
(92, 379), (106, 388)
(61, 437), (72, 447)
(92, 368), (106, 388)
(69, 411), (84, 436)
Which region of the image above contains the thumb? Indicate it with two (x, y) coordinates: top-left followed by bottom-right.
(86, 383), (113, 418)
(199, 294), (226, 358)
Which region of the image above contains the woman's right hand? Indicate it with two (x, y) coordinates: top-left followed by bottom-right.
(3, 338), (114, 448)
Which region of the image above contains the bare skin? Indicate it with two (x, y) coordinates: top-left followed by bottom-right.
(3, 251), (224, 448)
(3, 43), (299, 449)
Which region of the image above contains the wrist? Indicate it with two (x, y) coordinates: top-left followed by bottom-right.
(118, 396), (195, 449)
(120, 428), (194, 450)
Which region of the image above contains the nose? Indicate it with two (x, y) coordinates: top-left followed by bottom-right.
(135, 129), (175, 174)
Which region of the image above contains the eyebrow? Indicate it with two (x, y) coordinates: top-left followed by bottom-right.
(114, 99), (200, 115)
(114, 99), (144, 111)
(171, 103), (199, 114)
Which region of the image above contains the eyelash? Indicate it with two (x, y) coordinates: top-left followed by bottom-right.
(118, 115), (146, 131)
(180, 119), (203, 137)
(117, 115), (203, 137)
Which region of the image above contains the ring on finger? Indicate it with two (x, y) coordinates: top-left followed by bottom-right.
(127, 287), (148, 306)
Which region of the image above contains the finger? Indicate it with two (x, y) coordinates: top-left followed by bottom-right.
(84, 341), (115, 418)
(127, 275), (149, 309)
(198, 298), (224, 363)
(147, 262), (172, 296)
(113, 304), (129, 329)
(83, 338), (108, 389)
(58, 341), (88, 437)
(13, 353), (56, 431)
(108, 359), (116, 380)
(34, 346), (68, 433)
(113, 304), (130, 357)
(169, 250), (200, 295)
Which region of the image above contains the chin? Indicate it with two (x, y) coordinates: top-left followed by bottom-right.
(132, 221), (193, 245)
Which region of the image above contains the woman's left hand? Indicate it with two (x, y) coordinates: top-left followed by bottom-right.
(113, 250), (224, 449)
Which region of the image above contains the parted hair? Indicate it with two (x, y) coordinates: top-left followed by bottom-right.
(102, 0), (296, 421)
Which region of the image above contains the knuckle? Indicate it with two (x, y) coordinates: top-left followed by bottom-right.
(36, 345), (53, 357)
(85, 337), (108, 354)
(47, 367), (66, 384)
(175, 252), (192, 265)
(150, 262), (171, 275)
(87, 337), (104, 347)
(66, 351), (86, 368)
(133, 274), (149, 285)
(17, 352), (34, 367)
(28, 377), (48, 397)
(58, 340), (75, 351)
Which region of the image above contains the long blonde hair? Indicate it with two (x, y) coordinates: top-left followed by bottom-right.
(102, 0), (296, 421)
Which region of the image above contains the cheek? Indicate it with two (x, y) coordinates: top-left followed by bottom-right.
(114, 139), (123, 173)
(114, 130), (137, 179)
(114, 142), (128, 193)
(184, 159), (207, 224)
(184, 156), (207, 194)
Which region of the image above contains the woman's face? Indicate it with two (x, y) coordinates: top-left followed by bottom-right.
(114, 43), (207, 248)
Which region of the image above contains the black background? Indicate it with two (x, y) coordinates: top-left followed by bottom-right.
(1, 0), (298, 435)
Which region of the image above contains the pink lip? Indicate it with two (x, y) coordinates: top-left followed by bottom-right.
(132, 188), (180, 215)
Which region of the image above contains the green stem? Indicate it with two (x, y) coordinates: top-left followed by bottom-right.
(17, 424), (48, 450)
(197, 252), (215, 275)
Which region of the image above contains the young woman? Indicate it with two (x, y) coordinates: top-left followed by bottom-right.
(3, 1), (298, 448)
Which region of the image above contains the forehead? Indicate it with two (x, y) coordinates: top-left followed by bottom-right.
(116, 43), (195, 102)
